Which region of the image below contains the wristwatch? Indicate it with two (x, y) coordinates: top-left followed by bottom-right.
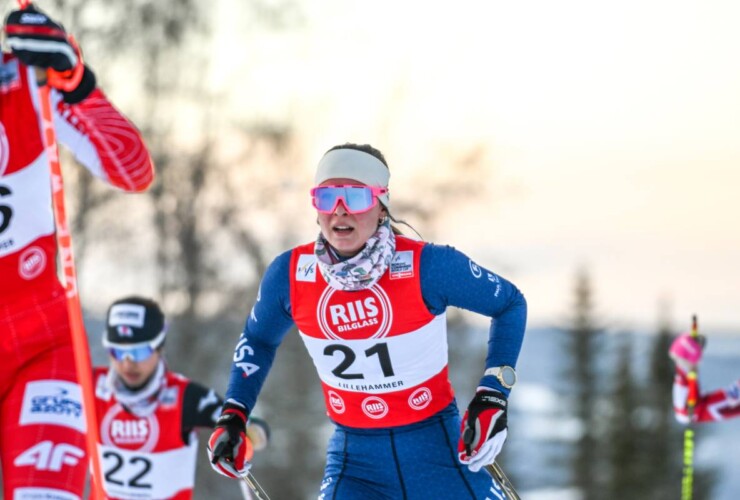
(484, 366), (517, 389)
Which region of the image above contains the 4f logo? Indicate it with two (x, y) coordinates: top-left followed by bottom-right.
(0, 185), (12, 235)
(14, 441), (85, 471)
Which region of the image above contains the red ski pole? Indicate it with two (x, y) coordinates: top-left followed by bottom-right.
(14, 1), (106, 498)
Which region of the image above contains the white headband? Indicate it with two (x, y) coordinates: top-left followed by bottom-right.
(314, 148), (391, 208)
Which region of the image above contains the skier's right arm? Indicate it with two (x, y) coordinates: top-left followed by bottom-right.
(4, 5), (154, 192)
(208, 250), (294, 479)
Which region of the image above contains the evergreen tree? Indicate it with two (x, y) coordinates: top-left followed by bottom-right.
(561, 268), (608, 498)
(606, 338), (640, 498)
(603, 333), (661, 499)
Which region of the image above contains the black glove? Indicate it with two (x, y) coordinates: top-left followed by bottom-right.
(458, 390), (509, 472)
(5, 5), (77, 71)
(207, 402), (252, 479)
(5, 5), (95, 102)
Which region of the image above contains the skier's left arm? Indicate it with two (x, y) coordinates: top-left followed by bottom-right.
(5, 5), (154, 192)
(420, 243), (527, 471)
(420, 244), (527, 394)
(209, 251), (293, 479)
(182, 381), (224, 434)
(181, 381), (271, 452)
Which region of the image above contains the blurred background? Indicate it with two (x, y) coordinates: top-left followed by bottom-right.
(3, 0), (740, 498)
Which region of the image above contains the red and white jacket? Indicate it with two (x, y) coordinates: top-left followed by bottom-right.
(0, 54), (153, 303)
(94, 368), (206, 500)
(290, 237), (455, 428)
(673, 371), (740, 423)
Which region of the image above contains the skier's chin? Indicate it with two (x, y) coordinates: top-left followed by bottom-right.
(122, 374), (146, 389)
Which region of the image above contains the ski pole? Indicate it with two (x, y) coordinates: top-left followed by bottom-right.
(14, 2), (105, 498)
(681, 314), (699, 500)
(485, 462), (521, 500)
(241, 471), (271, 500)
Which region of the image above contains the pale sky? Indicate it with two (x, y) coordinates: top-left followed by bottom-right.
(82, 0), (740, 332)
(210, 0), (740, 331)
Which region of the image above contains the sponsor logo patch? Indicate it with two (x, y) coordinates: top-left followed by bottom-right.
(469, 260), (482, 278)
(296, 254), (317, 282)
(19, 246), (46, 280)
(13, 486), (81, 500)
(361, 396), (389, 419)
(108, 303), (146, 328)
(159, 386), (178, 407)
(317, 286), (392, 340)
(20, 381), (85, 432)
(100, 405), (159, 452)
(20, 13), (48, 24)
(116, 325), (133, 337)
(389, 250), (414, 279)
(0, 59), (20, 94)
(486, 272), (501, 297)
(408, 387), (432, 410)
(327, 390), (345, 414)
(14, 441), (85, 473)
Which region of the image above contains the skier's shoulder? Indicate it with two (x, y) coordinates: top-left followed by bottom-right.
(181, 379), (223, 428)
(166, 370), (191, 385)
(263, 248), (294, 285)
(418, 241), (469, 273)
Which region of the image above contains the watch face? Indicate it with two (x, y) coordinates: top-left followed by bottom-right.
(501, 366), (516, 386)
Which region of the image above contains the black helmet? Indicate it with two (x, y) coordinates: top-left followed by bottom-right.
(103, 296), (167, 349)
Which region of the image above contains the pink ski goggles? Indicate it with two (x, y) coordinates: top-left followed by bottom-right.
(310, 185), (388, 214)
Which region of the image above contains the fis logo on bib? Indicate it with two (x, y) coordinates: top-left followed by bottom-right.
(318, 286), (392, 340)
(296, 254), (317, 282)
